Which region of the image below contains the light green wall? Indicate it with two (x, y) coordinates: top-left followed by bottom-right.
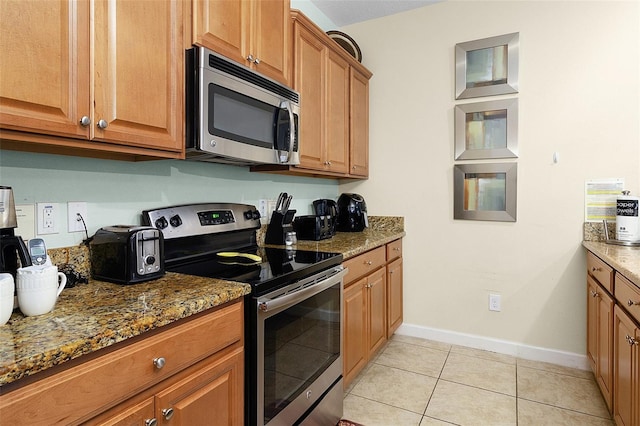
(0, 150), (338, 248)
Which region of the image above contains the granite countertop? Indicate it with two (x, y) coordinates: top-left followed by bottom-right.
(284, 216), (406, 259)
(0, 216), (405, 389)
(583, 240), (640, 288)
(0, 273), (251, 387)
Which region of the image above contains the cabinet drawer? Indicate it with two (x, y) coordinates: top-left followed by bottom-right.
(615, 274), (640, 324)
(0, 300), (243, 425)
(587, 251), (614, 293)
(386, 239), (402, 261)
(344, 246), (386, 285)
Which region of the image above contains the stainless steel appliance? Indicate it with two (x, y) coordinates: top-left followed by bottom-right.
(186, 46), (300, 166)
(0, 186), (32, 277)
(141, 203), (345, 426)
(89, 225), (164, 284)
(294, 199), (338, 240)
(336, 193), (368, 232)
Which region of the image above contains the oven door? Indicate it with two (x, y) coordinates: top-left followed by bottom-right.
(256, 266), (346, 426)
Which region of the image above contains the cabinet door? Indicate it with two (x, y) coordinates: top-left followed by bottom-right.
(192, 0), (248, 65)
(325, 50), (350, 174)
(387, 257), (403, 337)
(97, 397), (155, 426)
(343, 278), (367, 387)
(596, 283), (614, 411)
(155, 347), (244, 426)
(93, 0), (183, 151)
(349, 68), (370, 177)
(367, 268), (387, 357)
(0, 0), (90, 138)
(587, 278), (599, 373)
(294, 23), (325, 171)
(613, 305), (639, 426)
(252, 0), (289, 85)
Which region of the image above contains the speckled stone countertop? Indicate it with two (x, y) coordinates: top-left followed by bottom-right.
(0, 274), (251, 388)
(583, 241), (640, 289)
(260, 216), (406, 259)
(0, 216), (405, 389)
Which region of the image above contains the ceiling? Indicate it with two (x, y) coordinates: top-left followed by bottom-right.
(310, 0), (441, 27)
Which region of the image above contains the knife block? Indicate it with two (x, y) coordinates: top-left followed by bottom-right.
(265, 210), (296, 245)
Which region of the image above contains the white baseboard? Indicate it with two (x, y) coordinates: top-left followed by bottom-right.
(396, 323), (590, 371)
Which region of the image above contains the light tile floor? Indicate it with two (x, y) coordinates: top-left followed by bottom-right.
(343, 335), (615, 426)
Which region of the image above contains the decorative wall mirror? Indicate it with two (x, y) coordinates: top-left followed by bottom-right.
(455, 32), (519, 99)
(454, 163), (517, 222)
(454, 98), (518, 160)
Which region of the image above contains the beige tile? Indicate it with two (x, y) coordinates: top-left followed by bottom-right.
(440, 352), (516, 396)
(451, 344), (517, 365)
(391, 334), (452, 352)
(343, 394), (423, 426)
(420, 416), (457, 425)
(518, 399), (615, 425)
(517, 357), (594, 380)
(375, 340), (448, 377)
(425, 380), (517, 425)
(351, 363), (437, 414)
(517, 366), (610, 418)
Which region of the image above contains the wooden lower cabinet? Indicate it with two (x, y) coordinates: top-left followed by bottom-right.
(0, 300), (244, 425)
(586, 249), (640, 426)
(613, 305), (640, 426)
(587, 275), (614, 411)
(343, 239), (403, 388)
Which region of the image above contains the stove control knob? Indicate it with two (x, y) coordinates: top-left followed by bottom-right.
(169, 214), (182, 227)
(155, 216), (168, 229)
(145, 255), (156, 266)
(244, 209), (260, 220)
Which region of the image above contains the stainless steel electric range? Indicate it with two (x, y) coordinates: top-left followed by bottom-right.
(142, 203), (346, 426)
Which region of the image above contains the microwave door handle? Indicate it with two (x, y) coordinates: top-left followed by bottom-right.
(279, 100), (295, 164)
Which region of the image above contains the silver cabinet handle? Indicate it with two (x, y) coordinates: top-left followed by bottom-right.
(153, 357), (166, 369)
(364, 261), (373, 265)
(97, 119), (108, 129)
(254, 57), (260, 64)
(247, 54), (255, 62)
(393, 247), (401, 251)
(628, 299), (640, 306)
(625, 335), (638, 346)
(590, 290), (599, 298)
(162, 408), (174, 420)
(591, 266), (602, 272)
(79, 116), (91, 126)
(145, 419), (158, 426)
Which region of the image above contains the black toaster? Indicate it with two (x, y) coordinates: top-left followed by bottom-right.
(90, 225), (164, 284)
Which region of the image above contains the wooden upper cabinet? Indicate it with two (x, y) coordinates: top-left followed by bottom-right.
(0, 0), (90, 138)
(93, 0), (184, 151)
(0, 0), (184, 158)
(325, 49), (350, 174)
(350, 68), (370, 177)
(192, 0), (290, 85)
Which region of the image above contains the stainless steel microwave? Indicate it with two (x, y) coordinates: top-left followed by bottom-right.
(185, 47), (300, 166)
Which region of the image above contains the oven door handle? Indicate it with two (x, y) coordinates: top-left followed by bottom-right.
(257, 267), (347, 313)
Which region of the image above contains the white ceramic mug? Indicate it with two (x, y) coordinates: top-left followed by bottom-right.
(16, 266), (67, 316)
(0, 273), (14, 325)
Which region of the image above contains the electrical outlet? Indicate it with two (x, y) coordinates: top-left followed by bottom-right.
(67, 202), (87, 233)
(37, 202), (59, 235)
(258, 199), (268, 220)
(489, 293), (501, 312)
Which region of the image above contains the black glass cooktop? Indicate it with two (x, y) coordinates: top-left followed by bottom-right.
(166, 246), (343, 297)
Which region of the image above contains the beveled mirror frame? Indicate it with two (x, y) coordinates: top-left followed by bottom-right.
(454, 163), (517, 222)
(455, 32), (519, 99)
(454, 98), (518, 160)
